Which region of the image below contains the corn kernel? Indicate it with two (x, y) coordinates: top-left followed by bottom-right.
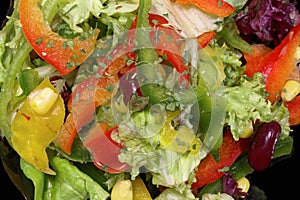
(281, 80), (300, 102)
(28, 87), (58, 115)
(239, 121), (254, 138)
(111, 180), (133, 200)
(237, 177), (250, 194)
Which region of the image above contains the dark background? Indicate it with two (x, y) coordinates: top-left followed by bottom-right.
(1, 1), (300, 199)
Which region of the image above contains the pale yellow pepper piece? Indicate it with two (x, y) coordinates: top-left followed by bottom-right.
(11, 78), (65, 175)
(111, 180), (133, 200)
(132, 177), (152, 200)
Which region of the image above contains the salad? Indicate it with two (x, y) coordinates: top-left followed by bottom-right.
(0, 0), (299, 199)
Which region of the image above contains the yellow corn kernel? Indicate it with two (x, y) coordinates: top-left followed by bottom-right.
(239, 121), (254, 138)
(281, 80), (300, 102)
(28, 87), (58, 115)
(237, 177), (250, 195)
(111, 180), (133, 200)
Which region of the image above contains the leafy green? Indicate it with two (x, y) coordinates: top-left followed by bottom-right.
(224, 73), (291, 140)
(210, 40), (245, 86)
(21, 156), (110, 200)
(0, 0), (32, 142)
(154, 187), (196, 200)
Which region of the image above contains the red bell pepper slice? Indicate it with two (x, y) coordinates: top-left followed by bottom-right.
(19, 0), (99, 76)
(198, 31), (217, 48)
(55, 46), (127, 155)
(192, 129), (250, 189)
(84, 125), (131, 174)
(130, 13), (190, 83)
(175, 0), (235, 17)
(285, 96), (300, 126)
(54, 114), (77, 155)
(243, 24), (300, 103)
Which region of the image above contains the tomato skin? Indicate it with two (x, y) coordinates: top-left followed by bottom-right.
(19, 0), (99, 76)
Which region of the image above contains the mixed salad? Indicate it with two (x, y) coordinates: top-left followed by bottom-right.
(0, 0), (300, 199)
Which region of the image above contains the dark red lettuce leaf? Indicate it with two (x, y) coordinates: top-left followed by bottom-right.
(222, 173), (248, 200)
(234, 0), (300, 47)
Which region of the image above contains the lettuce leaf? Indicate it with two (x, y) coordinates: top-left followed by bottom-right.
(0, 0), (32, 142)
(20, 156), (109, 200)
(235, 0), (300, 47)
(224, 73), (291, 140)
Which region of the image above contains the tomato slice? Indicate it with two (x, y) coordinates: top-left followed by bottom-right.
(19, 0), (99, 76)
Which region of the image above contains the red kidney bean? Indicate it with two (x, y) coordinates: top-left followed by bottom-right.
(248, 121), (281, 171)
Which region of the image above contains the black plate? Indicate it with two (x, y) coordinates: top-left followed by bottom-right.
(1, 1), (300, 199)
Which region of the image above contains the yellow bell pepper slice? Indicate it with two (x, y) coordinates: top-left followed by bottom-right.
(11, 77), (65, 175)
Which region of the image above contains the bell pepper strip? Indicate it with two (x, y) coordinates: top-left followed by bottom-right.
(84, 125), (131, 174)
(55, 48), (127, 155)
(130, 12), (190, 85)
(243, 24), (300, 103)
(53, 114), (77, 155)
(11, 78), (65, 175)
(175, 0), (235, 18)
(191, 129), (250, 189)
(198, 31), (217, 48)
(19, 0), (99, 76)
(284, 96), (300, 126)
(243, 44), (272, 77)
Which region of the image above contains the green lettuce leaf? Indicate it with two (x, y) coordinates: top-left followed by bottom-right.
(224, 73), (291, 140)
(20, 156), (109, 200)
(0, 0), (32, 142)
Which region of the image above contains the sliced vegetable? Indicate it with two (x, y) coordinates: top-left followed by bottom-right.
(111, 180), (133, 200)
(56, 49), (127, 155)
(84, 125), (131, 174)
(19, 0), (99, 76)
(192, 129), (250, 189)
(197, 31), (216, 48)
(284, 96), (300, 126)
(242, 44), (272, 77)
(243, 24), (300, 103)
(54, 114), (77, 155)
(11, 78), (65, 175)
(175, 0), (235, 17)
(132, 177), (152, 200)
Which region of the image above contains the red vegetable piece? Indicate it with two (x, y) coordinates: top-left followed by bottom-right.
(197, 31), (216, 48)
(192, 130), (250, 189)
(175, 0), (235, 17)
(243, 24), (300, 103)
(285, 96), (300, 126)
(19, 0), (99, 76)
(248, 121), (281, 171)
(84, 125), (131, 173)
